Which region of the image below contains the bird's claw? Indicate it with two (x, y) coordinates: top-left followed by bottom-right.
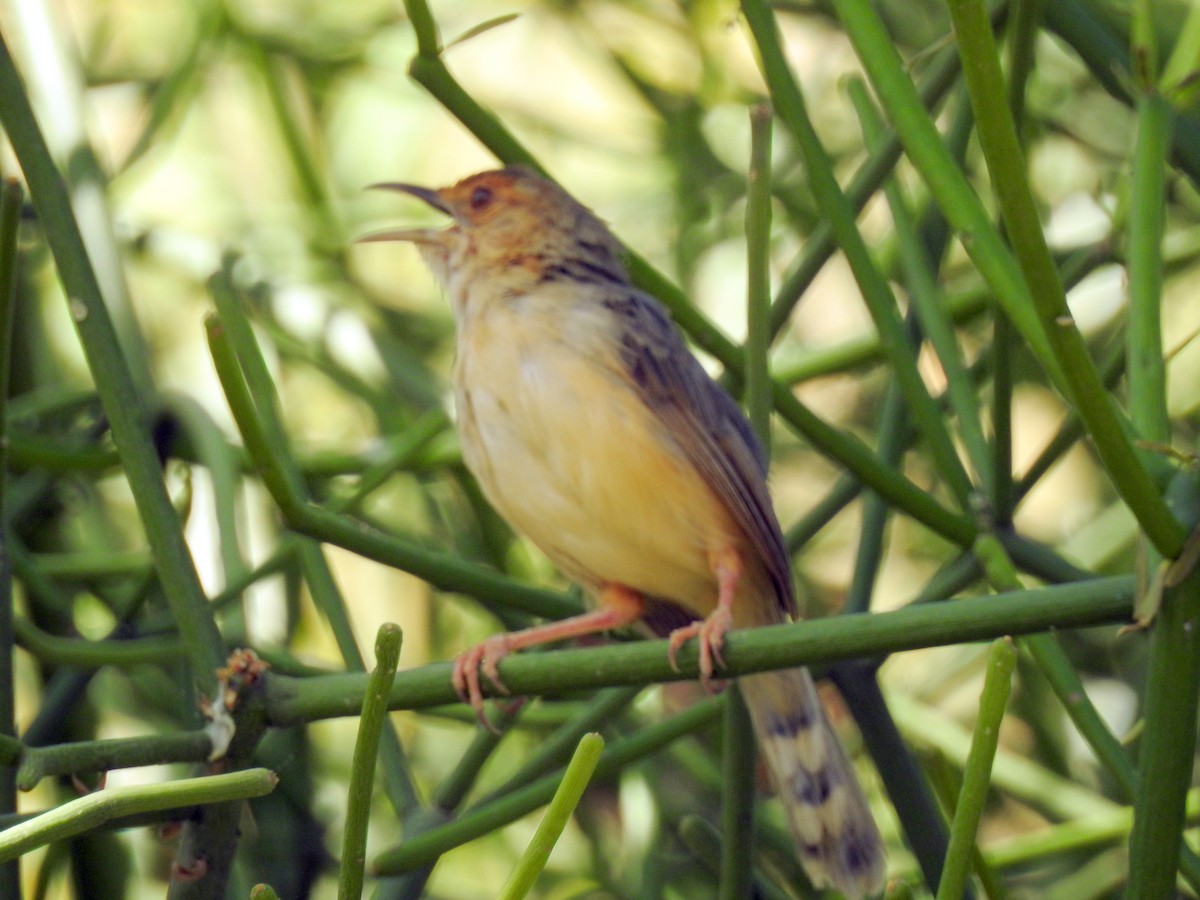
(452, 634), (515, 734)
(667, 606), (733, 692)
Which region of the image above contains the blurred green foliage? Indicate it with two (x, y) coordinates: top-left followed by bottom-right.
(0, 0), (1199, 896)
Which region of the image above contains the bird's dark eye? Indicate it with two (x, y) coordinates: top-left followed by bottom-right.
(470, 186), (493, 210)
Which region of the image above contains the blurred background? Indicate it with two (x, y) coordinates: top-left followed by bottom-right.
(2, 0), (1200, 896)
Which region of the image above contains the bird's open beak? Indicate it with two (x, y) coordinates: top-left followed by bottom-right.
(369, 182), (452, 214)
(357, 182), (452, 244)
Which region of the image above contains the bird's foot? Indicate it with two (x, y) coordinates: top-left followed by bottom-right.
(667, 605), (733, 692)
(452, 634), (515, 734)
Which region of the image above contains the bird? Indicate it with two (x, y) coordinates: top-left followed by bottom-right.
(362, 165), (886, 898)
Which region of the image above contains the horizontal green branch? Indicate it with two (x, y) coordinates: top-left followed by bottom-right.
(15, 732), (214, 790)
(6, 435), (120, 472)
(12, 618), (183, 669)
(23, 550), (152, 579)
(266, 576), (1134, 724)
(0, 768), (277, 863)
(985, 787), (1200, 871)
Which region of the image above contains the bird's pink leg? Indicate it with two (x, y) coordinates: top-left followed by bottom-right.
(453, 584), (644, 732)
(667, 548), (742, 691)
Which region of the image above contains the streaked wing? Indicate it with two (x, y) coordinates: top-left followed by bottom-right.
(600, 289), (795, 617)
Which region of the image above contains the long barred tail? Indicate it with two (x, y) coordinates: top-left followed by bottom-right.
(740, 667), (886, 899)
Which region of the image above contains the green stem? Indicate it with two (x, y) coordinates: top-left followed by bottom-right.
(167, 667), (273, 899)
(265, 577), (1134, 724)
(1127, 92), (1172, 446)
(326, 409), (449, 515)
(246, 42), (338, 240)
(742, 0), (974, 510)
(1006, 0), (1047, 136)
(772, 285), (989, 385)
(16, 732), (213, 791)
(1131, 0), (1158, 87)
(402, 0), (441, 56)
(0, 769), (278, 862)
(435, 706), (522, 813)
(941, 0), (1186, 558)
(843, 379), (906, 615)
(849, 80), (991, 496)
(991, 309), (1016, 525)
(840, 672), (953, 892)
(1123, 83), (1183, 898)
(972, 532), (1200, 890)
(744, 104), (773, 451)
(497, 732), (604, 900)
(1014, 338), (1127, 505)
(828, 0), (1058, 376)
(986, 788), (1200, 870)
(768, 40), (966, 337)
(338, 624), (403, 900)
(936, 639), (1017, 900)
(0, 177), (22, 900)
(379, 701), (524, 900)
(407, 55), (538, 170)
(1124, 14), (1199, 885)
(5, 0), (154, 390)
(1128, 560), (1200, 895)
(25, 549), (151, 579)
(168, 394), (250, 593)
(297, 542), (421, 817)
(1019, 633), (1133, 796)
(772, 380), (976, 546)
(785, 473), (861, 553)
(719, 687), (756, 899)
(0, 33), (226, 694)
(890, 689), (1118, 824)
(1042, 0), (1200, 184)
(1161, 0), (1200, 91)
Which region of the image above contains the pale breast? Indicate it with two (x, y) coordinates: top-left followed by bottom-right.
(453, 295), (737, 616)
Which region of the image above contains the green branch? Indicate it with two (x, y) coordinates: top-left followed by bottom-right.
(0, 32), (225, 695)
(15, 732), (213, 791)
(338, 624), (402, 900)
(942, 0), (1186, 558)
(744, 104), (773, 451)
(719, 688), (756, 899)
(0, 769), (277, 863)
(266, 577), (1134, 724)
(937, 638), (1017, 899)
(0, 176), (22, 899)
(742, 0), (975, 509)
(497, 732), (604, 899)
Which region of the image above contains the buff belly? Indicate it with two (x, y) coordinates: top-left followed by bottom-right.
(454, 302), (735, 617)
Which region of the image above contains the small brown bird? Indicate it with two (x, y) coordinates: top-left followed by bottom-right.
(364, 166), (886, 897)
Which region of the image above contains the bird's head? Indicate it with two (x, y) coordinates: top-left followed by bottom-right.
(360, 166), (625, 290)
